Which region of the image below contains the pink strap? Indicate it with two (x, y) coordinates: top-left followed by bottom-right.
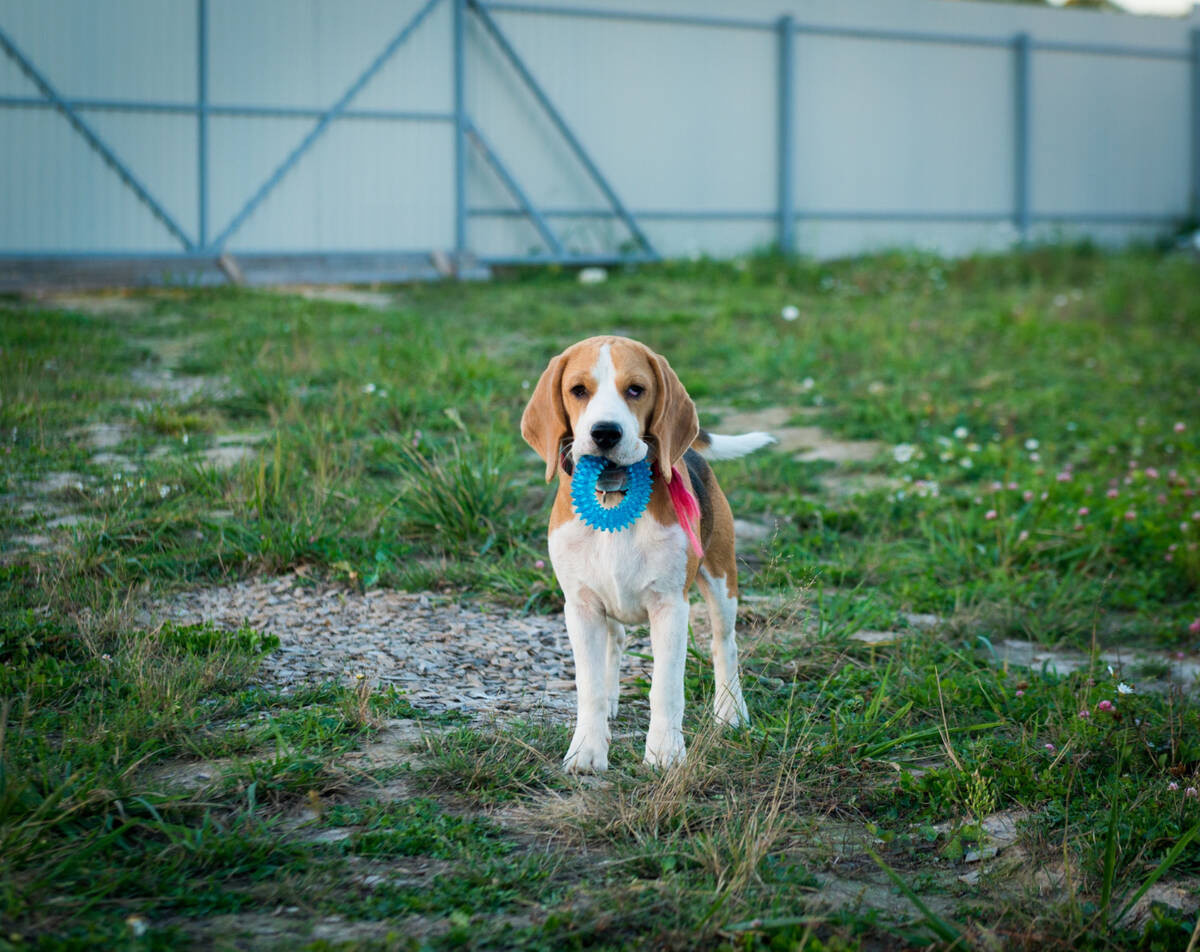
(668, 465), (704, 559)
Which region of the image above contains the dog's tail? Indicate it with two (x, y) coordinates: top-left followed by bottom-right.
(692, 428), (777, 461)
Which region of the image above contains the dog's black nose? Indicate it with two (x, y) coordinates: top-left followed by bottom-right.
(591, 422), (622, 451)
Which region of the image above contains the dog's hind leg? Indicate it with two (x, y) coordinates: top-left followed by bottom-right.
(697, 566), (749, 728)
(605, 618), (625, 719)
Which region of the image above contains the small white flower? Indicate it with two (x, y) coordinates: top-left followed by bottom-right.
(940, 451), (953, 462)
(967, 443), (981, 453)
(893, 443), (916, 464)
(1117, 682), (1134, 695)
(781, 305), (800, 321)
(521, 380), (530, 390)
(800, 377), (815, 391)
(959, 457), (973, 469)
(1025, 438), (1039, 451)
(158, 485), (170, 498)
(954, 426), (969, 440)
(125, 916), (148, 938)
(578, 267), (607, 285)
(362, 383), (376, 394)
(182, 432), (189, 444)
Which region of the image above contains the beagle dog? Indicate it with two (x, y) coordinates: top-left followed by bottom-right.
(521, 336), (775, 771)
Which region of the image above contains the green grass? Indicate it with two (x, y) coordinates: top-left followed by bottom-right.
(2, 245), (1199, 949)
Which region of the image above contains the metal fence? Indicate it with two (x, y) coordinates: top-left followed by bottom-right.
(1, 0), (1197, 286)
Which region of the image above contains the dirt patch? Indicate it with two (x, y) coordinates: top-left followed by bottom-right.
(995, 639), (1200, 694)
(143, 719), (427, 801)
(179, 911), (417, 949)
(287, 286), (399, 310)
(200, 444), (257, 470)
(72, 422), (133, 450)
(129, 367), (226, 404)
(25, 471), (86, 496)
(817, 472), (901, 498)
(144, 755), (244, 794)
(32, 292), (152, 317)
(796, 440), (885, 465)
(158, 574), (656, 719)
(1119, 877), (1200, 928)
(125, 332), (231, 405)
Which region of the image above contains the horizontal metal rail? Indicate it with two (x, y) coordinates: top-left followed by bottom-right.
(479, 2), (771, 32)
(1034, 38), (1188, 61)
(0, 249), (439, 259)
(0, 96), (455, 122)
(470, 206), (776, 220)
(468, 206), (1180, 224)
(478, 0), (1190, 60)
(480, 252), (658, 265)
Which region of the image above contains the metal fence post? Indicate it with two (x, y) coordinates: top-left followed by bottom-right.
(1192, 29), (1200, 219)
(777, 15), (795, 255)
(1013, 32), (1031, 243)
(454, 0), (468, 264)
(197, 0), (208, 251)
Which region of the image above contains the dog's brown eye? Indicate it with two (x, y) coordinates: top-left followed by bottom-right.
(570, 384), (588, 399)
(626, 385), (645, 399)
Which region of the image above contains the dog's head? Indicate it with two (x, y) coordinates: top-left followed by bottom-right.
(521, 336), (698, 484)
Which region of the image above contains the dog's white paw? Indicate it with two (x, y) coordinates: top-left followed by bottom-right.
(643, 729), (686, 769)
(563, 734), (609, 773)
(715, 692), (749, 729)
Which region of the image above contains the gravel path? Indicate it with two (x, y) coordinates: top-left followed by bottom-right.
(161, 574), (657, 718)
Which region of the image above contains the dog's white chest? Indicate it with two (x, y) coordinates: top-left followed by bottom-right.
(549, 515), (688, 625)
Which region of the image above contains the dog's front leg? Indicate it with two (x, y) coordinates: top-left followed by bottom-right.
(563, 597), (612, 772)
(644, 597), (689, 768)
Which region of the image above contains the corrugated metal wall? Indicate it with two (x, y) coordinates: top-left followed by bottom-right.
(1, 0), (1197, 276)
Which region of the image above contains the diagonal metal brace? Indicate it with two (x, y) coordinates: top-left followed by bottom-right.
(210, 0), (444, 250)
(0, 25), (195, 250)
(465, 119), (564, 256)
(469, 0), (658, 259)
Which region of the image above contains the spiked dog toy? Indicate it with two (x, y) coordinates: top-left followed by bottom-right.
(570, 455), (652, 532)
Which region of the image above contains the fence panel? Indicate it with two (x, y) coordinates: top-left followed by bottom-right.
(1, 0), (1197, 285)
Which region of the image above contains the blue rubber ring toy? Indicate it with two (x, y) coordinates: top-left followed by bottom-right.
(570, 455), (652, 532)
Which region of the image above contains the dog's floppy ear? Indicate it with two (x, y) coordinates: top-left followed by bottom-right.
(521, 352), (569, 482)
(648, 351), (698, 484)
